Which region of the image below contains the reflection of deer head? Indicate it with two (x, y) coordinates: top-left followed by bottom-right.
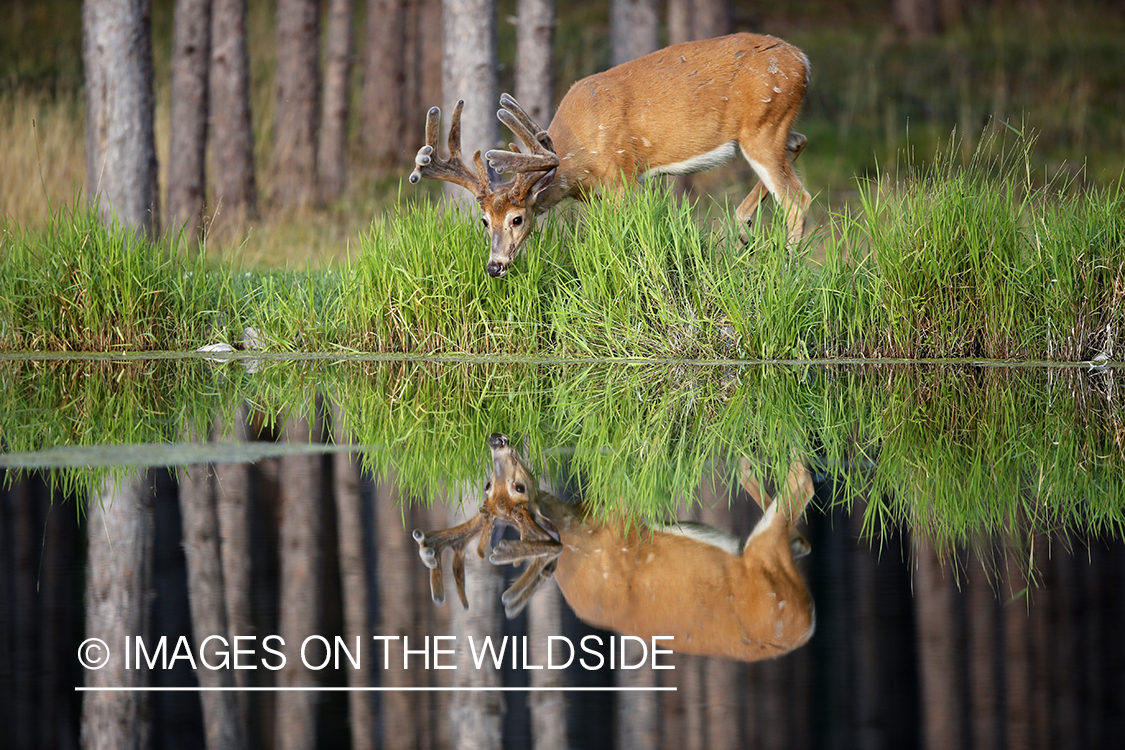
(412, 433), (561, 610)
(414, 434), (817, 662)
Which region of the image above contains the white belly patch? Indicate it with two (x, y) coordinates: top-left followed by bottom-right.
(645, 141), (739, 177)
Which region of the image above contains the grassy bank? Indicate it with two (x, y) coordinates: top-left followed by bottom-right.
(3, 134), (1122, 362)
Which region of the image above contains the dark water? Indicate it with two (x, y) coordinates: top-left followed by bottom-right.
(2, 356), (1123, 749)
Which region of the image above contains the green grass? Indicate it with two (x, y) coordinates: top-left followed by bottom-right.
(3, 137), (1122, 362)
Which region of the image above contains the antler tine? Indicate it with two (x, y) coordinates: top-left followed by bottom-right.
(487, 109), (559, 176)
(498, 94), (552, 148)
(408, 100), (491, 199)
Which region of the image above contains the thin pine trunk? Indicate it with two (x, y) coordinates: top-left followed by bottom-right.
(274, 0), (321, 207)
(167, 0), (212, 239)
(210, 0), (258, 222)
(319, 0), (354, 200)
(83, 0), (160, 234)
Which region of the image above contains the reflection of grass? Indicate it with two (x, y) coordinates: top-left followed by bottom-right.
(3, 358), (1122, 560)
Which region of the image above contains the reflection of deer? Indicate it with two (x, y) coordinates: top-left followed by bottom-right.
(409, 33), (811, 277)
(413, 433), (816, 662)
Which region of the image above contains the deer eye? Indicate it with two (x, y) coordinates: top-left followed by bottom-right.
(515, 483), (526, 494)
(485, 481), (492, 491)
(481, 216), (489, 228)
(512, 216), (523, 227)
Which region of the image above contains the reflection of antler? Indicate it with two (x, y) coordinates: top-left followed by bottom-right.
(408, 100), (492, 200)
(412, 511), (493, 609)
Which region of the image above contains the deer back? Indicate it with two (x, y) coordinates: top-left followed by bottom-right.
(546, 33), (809, 198)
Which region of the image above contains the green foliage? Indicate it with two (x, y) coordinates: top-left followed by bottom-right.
(3, 150), (1122, 362)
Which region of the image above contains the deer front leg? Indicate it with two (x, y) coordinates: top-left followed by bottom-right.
(412, 510), (494, 609)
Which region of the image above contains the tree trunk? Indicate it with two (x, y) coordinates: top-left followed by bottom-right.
(80, 471), (154, 750)
(275, 414), (323, 750)
(332, 409), (376, 750)
(362, 0), (407, 171)
(210, 0), (258, 222)
(319, 0), (354, 201)
(177, 461), (248, 750)
(668, 0), (728, 44)
(610, 0), (658, 67)
(514, 0), (554, 128)
(893, 0), (943, 38)
(274, 0), (321, 207)
(441, 0), (496, 208)
(82, 0), (160, 234)
(167, 0), (211, 240)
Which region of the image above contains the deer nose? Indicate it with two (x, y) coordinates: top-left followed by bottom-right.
(488, 433), (509, 449)
(486, 261), (507, 278)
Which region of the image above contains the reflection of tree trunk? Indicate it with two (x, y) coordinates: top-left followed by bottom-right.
(414, 501), (452, 750)
(319, 0), (353, 201)
(213, 405), (252, 723)
(210, 0), (258, 222)
(527, 583), (565, 750)
(1004, 538), (1032, 750)
(913, 537), (963, 750)
(967, 541), (1000, 750)
(275, 414), (323, 750)
(446, 490), (503, 749)
(167, 0), (212, 239)
(374, 472), (418, 749)
(698, 476), (738, 749)
(177, 460), (247, 750)
(614, 637), (657, 749)
(81, 471), (154, 750)
(527, 465), (565, 750)
(332, 409), (375, 750)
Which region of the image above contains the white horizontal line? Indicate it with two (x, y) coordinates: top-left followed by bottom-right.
(76, 686), (675, 693)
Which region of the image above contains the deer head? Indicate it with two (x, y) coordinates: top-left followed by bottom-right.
(409, 95), (559, 277)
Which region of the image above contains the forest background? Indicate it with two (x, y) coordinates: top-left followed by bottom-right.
(3, 0), (1123, 268)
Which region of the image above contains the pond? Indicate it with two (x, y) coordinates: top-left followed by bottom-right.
(2, 354), (1123, 748)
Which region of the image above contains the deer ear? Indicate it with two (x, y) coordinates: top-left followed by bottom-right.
(530, 169), (557, 207)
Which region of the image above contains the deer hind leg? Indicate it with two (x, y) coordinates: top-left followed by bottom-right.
(735, 131), (810, 246)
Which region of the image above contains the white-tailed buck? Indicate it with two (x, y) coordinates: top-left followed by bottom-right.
(413, 433), (817, 662)
(409, 33), (811, 277)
